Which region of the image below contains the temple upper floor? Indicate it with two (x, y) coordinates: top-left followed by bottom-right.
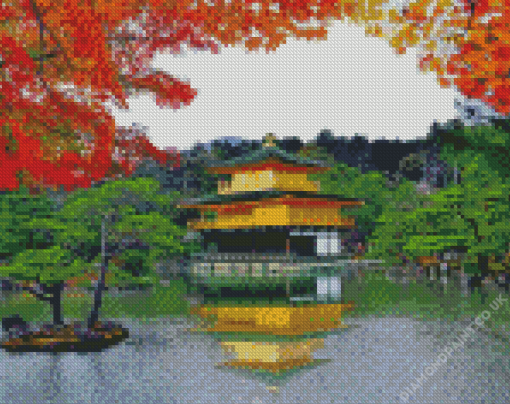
(205, 135), (330, 195)
(217, 169), (321, 194)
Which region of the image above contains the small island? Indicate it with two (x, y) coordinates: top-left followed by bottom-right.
(2, 320), (129, 353)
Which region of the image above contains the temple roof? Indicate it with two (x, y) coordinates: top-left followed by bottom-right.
(176, 190), (363, 208)
(206, 146), (331, 170)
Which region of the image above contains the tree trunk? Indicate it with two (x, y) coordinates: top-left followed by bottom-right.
(477, 255), (490, 304)
(88, 214), (109, 329)
(48, 282), (64, 326)
(478, 255), (489, 275)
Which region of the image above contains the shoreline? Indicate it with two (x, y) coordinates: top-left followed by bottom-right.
(2, 275), (509, 343)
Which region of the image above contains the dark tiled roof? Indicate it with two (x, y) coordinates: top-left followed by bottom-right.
(176, 191), (362, 206)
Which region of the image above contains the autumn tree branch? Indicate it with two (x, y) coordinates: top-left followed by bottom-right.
(28, 0), (45, 77)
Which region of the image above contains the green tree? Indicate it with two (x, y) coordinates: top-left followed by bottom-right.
(309, 162), (391, 238)
(366, 186), (475, 267)
(437, 119), (510, 274)
(362, 177), (435, 266)
(438, 118), (510, 184)
(13, 177), (197, 329)
(0, 185), (54, 262)
(57, 177), (196, 327)
(3, 246), (86, 325)
(364, 119), (510, 274)
(0, 185), (76, 326)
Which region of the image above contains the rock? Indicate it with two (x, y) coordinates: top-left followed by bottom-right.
(2, 315), (29, 333)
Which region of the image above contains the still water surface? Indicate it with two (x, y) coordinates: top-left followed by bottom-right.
(0, 315), (508, 404)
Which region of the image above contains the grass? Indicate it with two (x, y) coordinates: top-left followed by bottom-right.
(341, 272), (510, 330)
(100, 280), (189, 319)
(0, 278), (190, 324)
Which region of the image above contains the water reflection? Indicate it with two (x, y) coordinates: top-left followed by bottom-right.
(216, 356), (332, 393)
(189, 301), (354, 393)
(0, 316), (508, 404)
(214, 335), (334, 392)
(42, 354), (61, 402)
(219, 337), (325, 370)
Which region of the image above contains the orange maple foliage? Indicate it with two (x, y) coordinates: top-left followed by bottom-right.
(1, 0), (351, 192)
(362, 0), (510, 116)
(108, 125), (180, 178)
(2, 0), (510, 193)
(449, 15), (510, 115)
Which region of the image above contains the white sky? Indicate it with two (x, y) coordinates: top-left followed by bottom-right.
(111, 20), (463, 151)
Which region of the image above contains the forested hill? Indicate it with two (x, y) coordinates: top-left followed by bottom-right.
(124, 115), (510, 201)
(130, 122), (456, 196)
(181, 131), (438, 175)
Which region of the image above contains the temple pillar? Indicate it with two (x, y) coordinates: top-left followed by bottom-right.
(317, 232), (329, 256)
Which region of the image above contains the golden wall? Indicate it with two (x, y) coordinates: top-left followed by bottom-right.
(189, 205), (355, 230)
(218, 170), (319, 194)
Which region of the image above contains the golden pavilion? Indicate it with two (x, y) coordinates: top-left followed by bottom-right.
(181, 134), (387, 373)
(177, 134), (381, 302)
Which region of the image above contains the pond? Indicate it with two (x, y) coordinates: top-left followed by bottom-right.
(0, 315), (508, 404)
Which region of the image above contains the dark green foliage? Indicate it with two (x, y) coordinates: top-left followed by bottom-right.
(1, 177), (198, 328)
(365, 118), (510, 273)
(435, 118), (510, 273)
(438, 117), (510, 183)
(0, 186), (55, 261)
(308, 162), (390, 238)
